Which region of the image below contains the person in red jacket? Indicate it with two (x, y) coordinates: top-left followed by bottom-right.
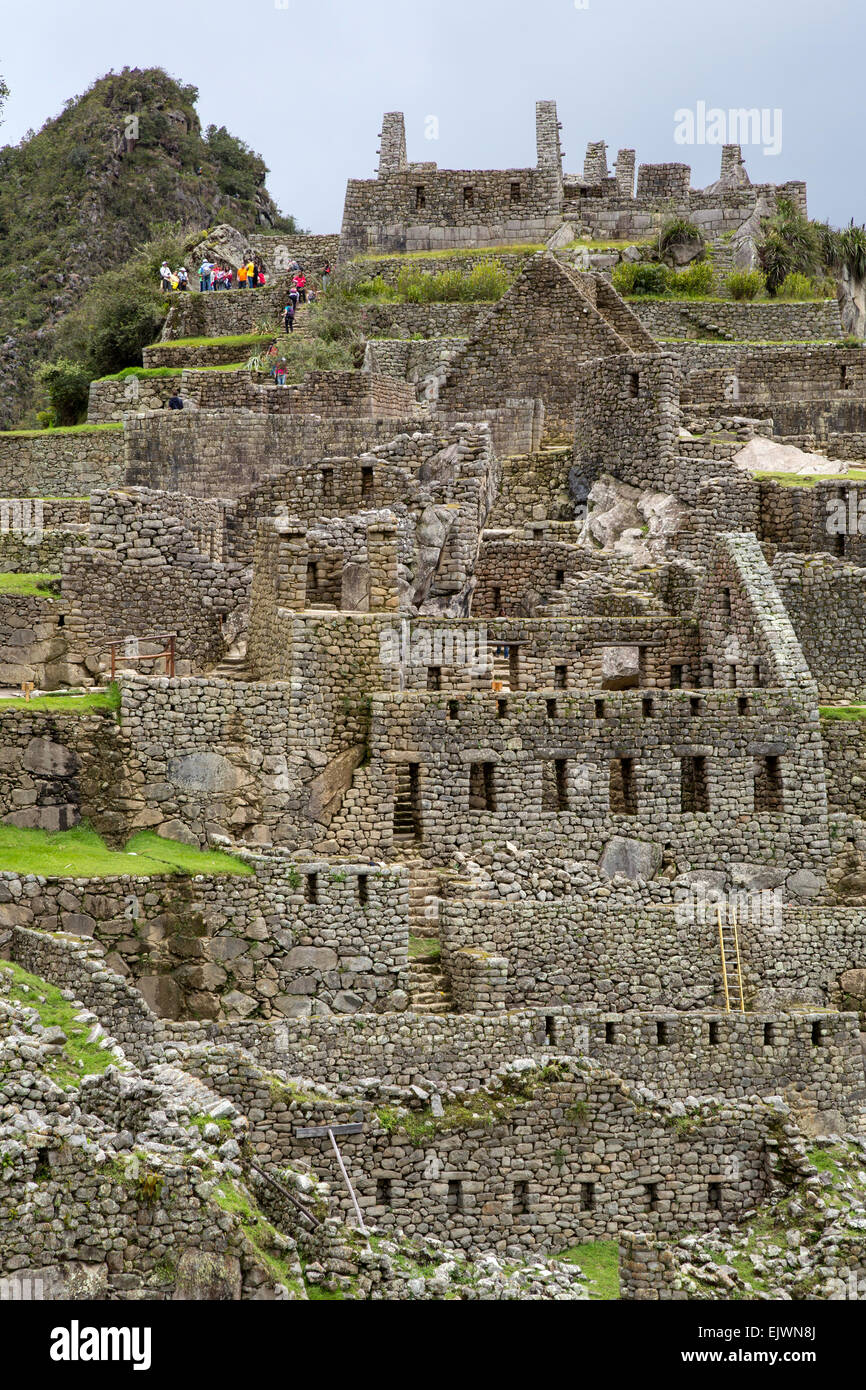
(293, 271), (307, 303)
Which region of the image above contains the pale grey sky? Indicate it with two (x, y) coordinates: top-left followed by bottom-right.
(1, 0), (861, 232)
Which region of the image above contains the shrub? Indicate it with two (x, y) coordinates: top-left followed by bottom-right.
(658, 218), (704, 254)
(757, 198), (823, 294)
(775, 272), (819, 300)
(611, 261), (670, 296)
(395, 259), (511, 302)
(35, 357), (92, 425)
(669, 261), (714, 296)
(725, 270), (766, 301)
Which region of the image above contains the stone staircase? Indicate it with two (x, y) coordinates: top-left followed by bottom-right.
(408, 948), (452, 1014)
(392, 763), (419, 846)
(210, 652), (252, 682)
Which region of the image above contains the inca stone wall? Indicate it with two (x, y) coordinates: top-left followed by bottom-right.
(632, 299), (841, 343)
(0, 858), (408, 1022)
(0, 428), (124, 497)
(62, 488), (248, 671)
(87, 373), (185, 423)
(772, 551), (866, 701)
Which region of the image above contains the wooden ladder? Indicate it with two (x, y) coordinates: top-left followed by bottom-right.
(717, 906), (745, 1012)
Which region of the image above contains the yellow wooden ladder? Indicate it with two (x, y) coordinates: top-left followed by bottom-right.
(716, 905), (745, 1013)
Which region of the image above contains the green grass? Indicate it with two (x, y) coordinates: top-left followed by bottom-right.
(214, 1180), (305, 1295)
(409, 935), (440, 960)
(0, 958), (118, 1088)
(0, 685), (120, 715)
(0, 825), (252, 878)
(0, 423), (123, 438)
(820, 704), (866, 720)
(0, 572), (60, 597)
(147, 332), (276, 349)
(752, 468), (866, 488)
(557, 1241), (620, 1300)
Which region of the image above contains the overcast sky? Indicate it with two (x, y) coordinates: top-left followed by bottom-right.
(1, 0), (862, 232)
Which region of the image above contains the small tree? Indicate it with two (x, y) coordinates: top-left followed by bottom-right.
(36, 358), (92, 425)
(823, 222), (866, 339)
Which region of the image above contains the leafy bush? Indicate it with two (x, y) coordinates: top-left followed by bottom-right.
(725, 270), (766, 301)
(757, 198), (823, 294)
(775, 272), (820, 300)
(612, 261), (670, 296)
(395, 260), (511, 302)
(669, 261), (714, 296)
(344, 275), (397, 302)
(658, 218), (704, 254)
(35, 358), (92, 425)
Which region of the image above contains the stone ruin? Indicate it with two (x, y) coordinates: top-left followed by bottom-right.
(2, 110), (866, 1304)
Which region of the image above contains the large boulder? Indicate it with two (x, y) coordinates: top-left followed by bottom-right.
(189, 224), (251, 273)
(599, 836), (662, 881)
(173, 1249), (243, 1301)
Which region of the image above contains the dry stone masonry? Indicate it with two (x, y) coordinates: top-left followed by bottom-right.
(3, 98), (866, 1307)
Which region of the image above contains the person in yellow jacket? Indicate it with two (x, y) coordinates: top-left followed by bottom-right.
(246, 259), (256, 289)
(237, 262), (248, 289)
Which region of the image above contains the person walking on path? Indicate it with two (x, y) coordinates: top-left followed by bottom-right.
(284, 301), (295, 334)
(237, 261), (248, 289)
(199, 259), (213, 291)
(160, 260), (173, 291)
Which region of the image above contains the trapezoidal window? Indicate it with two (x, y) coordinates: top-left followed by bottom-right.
(541, 758), (569, 813)
(512, 1181), (529, 1215)
(376, 1177), (392, 1206)
(681, 755), (709, 813)
(627, 372), (639, 398)
(321, 468), (333, 503)
(609, 757), (637, 815)
(554, 664), (567, 689)
(304, 872), (318, 904)
(426, 666), (441, 691)
(510, 180), (521, 203)
(393, 762), (421, 841)
(361, 465), (374, 499)
(447, 1179), (463, 1212)
(669, 663), (683, 689)
(469, 761), (497, 812)
(415, 185), (426, 210)
(579, 1181), (595, 1211)
(754, 755), (783, 812)
(463, 185), (474, 209)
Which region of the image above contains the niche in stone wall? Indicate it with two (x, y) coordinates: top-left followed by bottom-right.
(609, 757), (637, 815)
(469, 761), (497, 812)
(754, 754), (784, 812)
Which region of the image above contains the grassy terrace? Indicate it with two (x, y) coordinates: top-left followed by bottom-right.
(0, 685), (119, 715)
(820, 705), (866, 720)
(0, 572), (60, 597)
(0, 423), (122, 438)
(0, 825), (253, 877)
(0, 959), (119, 1088)
(751, 468), (866, 488)
(145, 333), (277, 350)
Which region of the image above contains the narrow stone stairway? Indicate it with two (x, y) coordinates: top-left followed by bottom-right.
(211, 653), (252, 681)
(392, 763), (419, 846)
(408, 949), (452, 1014)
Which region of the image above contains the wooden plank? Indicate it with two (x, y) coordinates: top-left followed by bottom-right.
(295, 1122), (364, 1138)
